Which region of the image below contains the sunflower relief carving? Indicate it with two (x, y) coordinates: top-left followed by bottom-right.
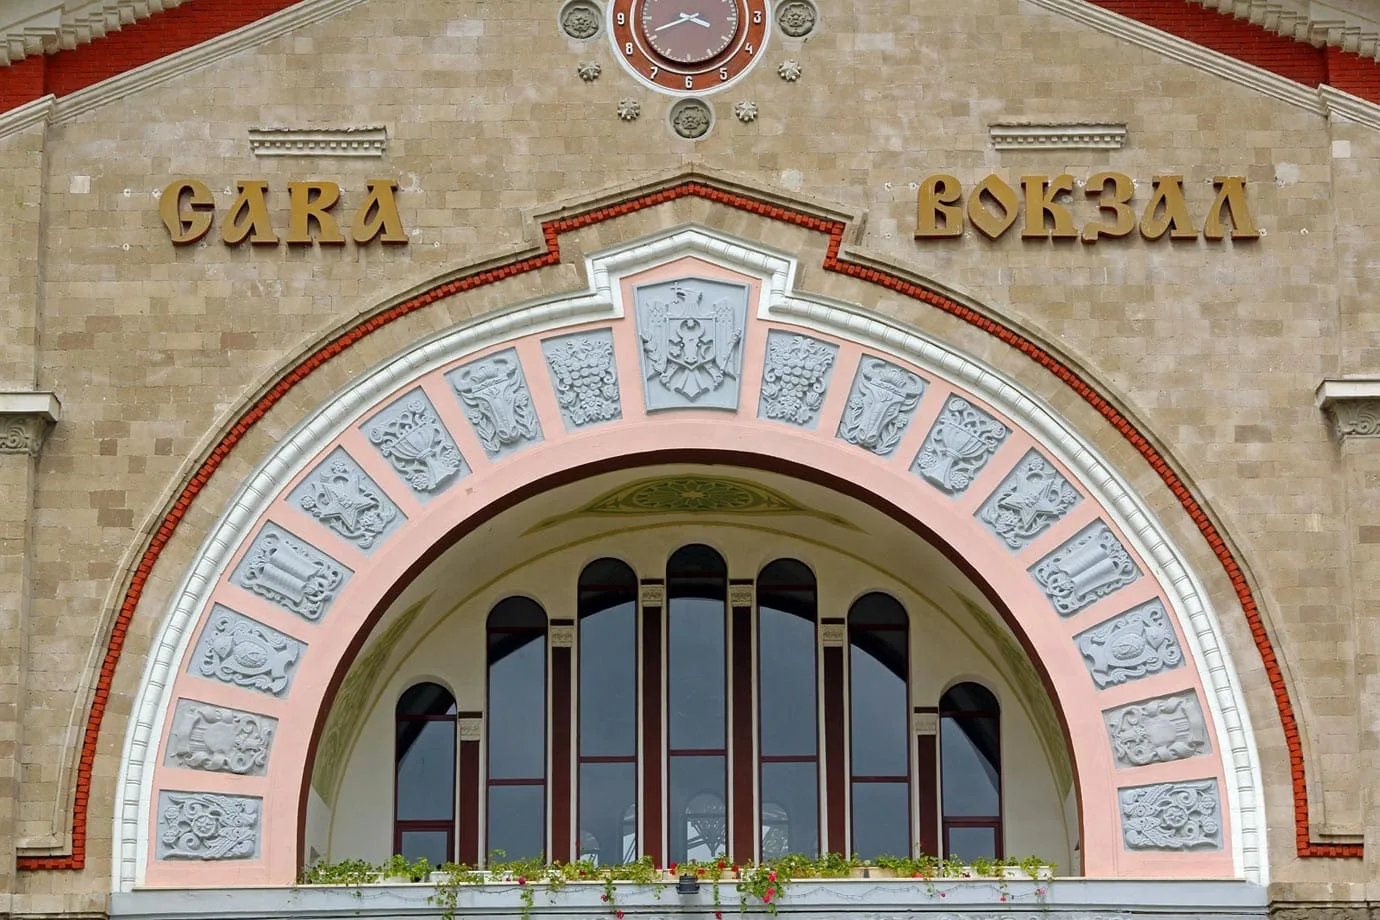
(977, 449), (1082, 550)
(157, 792), (261, 860)
(759, 331), (837, 428)
(913, 396), (1009, 495)
(365, 390), (467, 497)
(448, 349), (543, 458)
(837, 357), (926, 456)
(636, 278), (747, 410)
(291, 449), (402, 551)
(542, 330), (621, 428)
(1031, 521), (1141, 616)
(230, 523), (350, 622)
(193, 606), (302, 697)
(1118, 780), (1222, 850)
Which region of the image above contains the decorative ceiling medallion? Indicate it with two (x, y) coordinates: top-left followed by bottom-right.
(608, 0), (770, 96)
(529, 475), (859, 531)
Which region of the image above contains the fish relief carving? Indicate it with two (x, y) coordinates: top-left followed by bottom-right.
(544, 333), (621, 426)
(1104, 694), (1209, 767)
(914, 396), (1009, 495)
(978, 451), (1082, 550)
(1076, 601), (1185, 688)
(235, 527), (346, 621)
(1032, 522), (1141, 615)
(298, 456), (397, 549)
(367, 397), (465, 493)
(838, 357), (926, 455)
(1119, 781), (1221, 850)
(760, 333), (836, 426)
(197, 611), (300, 696)
(166, 702), (276, 775)
(158, 792), (260, 860)
(451, 353), (541, 456)
(639, 282), (743, 402)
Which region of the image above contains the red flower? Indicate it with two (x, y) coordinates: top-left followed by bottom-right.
(616, 911), (625, 919)
(939, 892), (947, 898)
(731, 865), (739, 874)
(767, 871), (776, 882)
(600, 894), (609, 902)
(1000, 895), (1008, 902)
(715, 913), (723, 919)
(717, 860), (726, 870)
(518, 877), (527, 886)
(696, 867), (705, 876)
(763, 890), (774, 904)
(669, 862), (678, 874)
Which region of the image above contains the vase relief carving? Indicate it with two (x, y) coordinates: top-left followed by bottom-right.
(913, 396), (1009, 495)
(365, 390), (467, 497)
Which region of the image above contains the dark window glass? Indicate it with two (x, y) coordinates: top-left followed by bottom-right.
(400, 830), (451, 867)
(761, 761), (819, 859)
(578, 559), (638, 864)
(940, 682), (1001, 859)
(848, 592), (909, 858)
(946, 825), (998, 861)
(394, 681), (455, 864)
(487, 597), (547, 861)
(667, 545), (727, 863)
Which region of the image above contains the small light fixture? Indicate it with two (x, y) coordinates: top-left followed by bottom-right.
(677, 873), (701, 895)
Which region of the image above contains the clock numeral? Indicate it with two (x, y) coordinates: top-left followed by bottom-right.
(745, 42), (754, 54)
(625, 41), (634, 55)
(616, 11), (625, 25)
(649, 65), (659, 78)
(685, 75), (694, 89)
(719, 67), (728, 81)
(753, 10), (762, 23)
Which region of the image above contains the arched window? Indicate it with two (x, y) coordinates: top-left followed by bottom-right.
(848, 592), (910, 859)
(577, 558), (639, 865)
(757, 559), (819, 858)
(666, 544), (728, 863)
(940, 682), (1002, 860)
(487, 596), (547, 862)
(394, 682), (457, 866)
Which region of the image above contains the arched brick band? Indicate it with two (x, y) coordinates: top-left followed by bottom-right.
(16, 178), (1356, 872)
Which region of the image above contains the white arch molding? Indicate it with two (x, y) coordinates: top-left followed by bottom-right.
(115, 226), (1266, 890)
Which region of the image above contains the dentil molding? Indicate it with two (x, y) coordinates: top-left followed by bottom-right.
(1, 0), (192, 66)
(1316, 377), (1380, 439)
(0, 391), (60, 455)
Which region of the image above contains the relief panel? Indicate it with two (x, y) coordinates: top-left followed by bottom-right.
(1102, 691), (1210, 767)
(1031, 521), (1141, 616)
(447, 348), (544, 458)
(1118, 780), (1223, 851)
(912, 395), (1009, 495)
(190, 605), (303, 697)
(287, 447), (405, 552)
(362, 388), (468, 499)
(976, 449), (1082, 551)
(156, 791), (262, 860)
(758, 331), (838, 429)
(836, 356), (927, 456)
(229, 522), (351, 622)
(1075, 599), (1186, 689)
(164, 699), (278, 776)
(635, 277), (748, 411)
(541, 329), (622, 429)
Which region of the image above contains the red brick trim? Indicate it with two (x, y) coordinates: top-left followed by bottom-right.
(16, 178), (1357, 872)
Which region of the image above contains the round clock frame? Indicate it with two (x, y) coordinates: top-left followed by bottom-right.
(608, 0), (770, 96)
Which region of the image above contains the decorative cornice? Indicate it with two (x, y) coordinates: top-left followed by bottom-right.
(1, 0), (193, 66)
(248, 126), (387, 157)
(990, 122), (1128, 149)
(1188, 0), (1380, 63)
(0, 391), (61, 455)
(1316, 378), (1380, 439)
(0, 93), (54, 137)
(1320, 85), (1380, 133)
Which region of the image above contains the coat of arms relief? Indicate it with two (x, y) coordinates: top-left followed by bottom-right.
(635, 278), (749, 411)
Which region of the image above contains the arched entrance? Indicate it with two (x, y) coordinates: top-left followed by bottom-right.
(116, 226), (1263, 892)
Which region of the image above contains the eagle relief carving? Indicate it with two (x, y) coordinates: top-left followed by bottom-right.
(636, 278), (748, 410)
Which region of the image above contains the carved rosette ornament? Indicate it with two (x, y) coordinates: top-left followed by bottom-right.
(977, 450), (1082, 550)
(231, 523), (349, 621)
(365, 392), (467, 496)
(776, 1), (818, 37)
(617, 98), (641, 121)
(157, 792), (261, 860)
(1103, 692), (1210, 767)
(759, 332), (837, 427)
(837, 357), (926, 456)
(913, 396), (1009, 495)
(194, 607), (302, 697)
(165, 701), (277, 776)
(449, 350), (543, 458)
(1118, 780), (1222, 850)
(560, 0), (602, 39)
(542, 330), (622, 428)
(777, 60), (802, 82)
(734, 100), (759, 123)
(1031, 521), (1141, 616)
(670, 98), (713, 139)
(1074, 600), (1185, 689)
(293, 450), (402, 550)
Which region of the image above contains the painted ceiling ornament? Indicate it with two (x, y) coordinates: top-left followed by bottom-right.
(1118, 781), (1222, 850)
(977, 450), (1082, 550)
(297, 454), (397, 549)
(366, 395), (466, 495)
(733, 100), (759, 123)
(637, 278), (746, 408)
(1104, 692), (1210, 767)
(196, 608), (301, 697)
(776, 0), (818, 37)
(233, 524), (348, 621)
(759, 332), (837, 427)
(577, 61), (602, 82)
(165, 702), (276, 776)
(542, 330), (621, 428)
(837, 356), (926, 456)
(1031, 521), (1141, 616)
(449, 350), (543, 458)
(157, 792), (260, 860)
(670, 98), (713, 139)
(913, 395), (1009, 495)
(617, 98), (641, 121)
(560, 0), (602, 39)
(1076, 600), (1186, 688)
(777, 59), (802, 81)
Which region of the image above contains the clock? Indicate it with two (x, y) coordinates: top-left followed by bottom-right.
(610, 0), (770, 95)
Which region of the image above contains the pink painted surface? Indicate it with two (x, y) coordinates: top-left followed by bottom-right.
(144, 302), (1233, 886)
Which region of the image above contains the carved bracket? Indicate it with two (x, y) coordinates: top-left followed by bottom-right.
(0, 391), (60, 455)
(1317, 378), (1380, 440)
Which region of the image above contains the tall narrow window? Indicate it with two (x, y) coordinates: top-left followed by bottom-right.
(578, 558), (639, 865)
(848, 592), (910, 859)
(666, 544), (728, 863)
(757, 559), (819, 859)
(487, 597), (547, 862)
(940, 682), (1002, 860)
(395, 682), (457, 866)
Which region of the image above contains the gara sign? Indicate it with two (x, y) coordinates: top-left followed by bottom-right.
(159, 178), (408, 247)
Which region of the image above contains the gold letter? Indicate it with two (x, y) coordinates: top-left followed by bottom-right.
(221, 180), (279, 246)
(1203, 176), (1260, 240)
(1140, 175), (1198, 240)
(915, 174), (963, 238)
(159, 179), (215, 245)
(966, 175), (1019, 239)
(1082, 172), (1136, 243)
(287, 181), (345, 245)
(351, 178), (408, 244)
(1020, 174), (1077, 239)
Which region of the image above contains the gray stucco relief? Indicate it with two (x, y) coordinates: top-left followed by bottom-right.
(912, 395), (1009, 495)
(1103, 691), (1210, 767)
(447, 348), (544, 458)
(837, 356), (926, 456)
(1075, 599), (1186, 689)
(635, 277), (747, 411)
(976, 448), (1082, 551)
(190, 605), (303, 697)
(229, 521), (351, 622)
(164, 699), (277, 776)
(288, 447), (405, 552)
(155, 791), (262, 861)
(1031, 520), (1141, 616)
(542, 329), (622, 429)
(362, 388), (468, 499)
(758, 331), (837, 428)
(1119, 780), (1223, 851)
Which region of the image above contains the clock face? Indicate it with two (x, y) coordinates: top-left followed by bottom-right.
(640, 0), (739, 65)
(609, 0), (769, 95)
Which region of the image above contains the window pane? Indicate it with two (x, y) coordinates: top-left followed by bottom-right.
(488, 784), (545, 862)
(759, 605), (816, 756)
(399, 830), (450, 867)
(488, 634), (545, 779)
(668, 596), (725, 750)
(579, 600), (637, 757)
(398, 682), (457, 717)
(941, 716), (1000, 817)
(396, 720), (455, 821)
(849, 640), (908, 776)
(851, 781), (909, 859)
(668, 755), (727, 864)
(761, 761), (818, 859)
(579, 761), (637, 866)
(947, 825), (998, 861)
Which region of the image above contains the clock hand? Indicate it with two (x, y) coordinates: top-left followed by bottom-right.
(686, 14), (711, 26)
(654, 11), (694, 30)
